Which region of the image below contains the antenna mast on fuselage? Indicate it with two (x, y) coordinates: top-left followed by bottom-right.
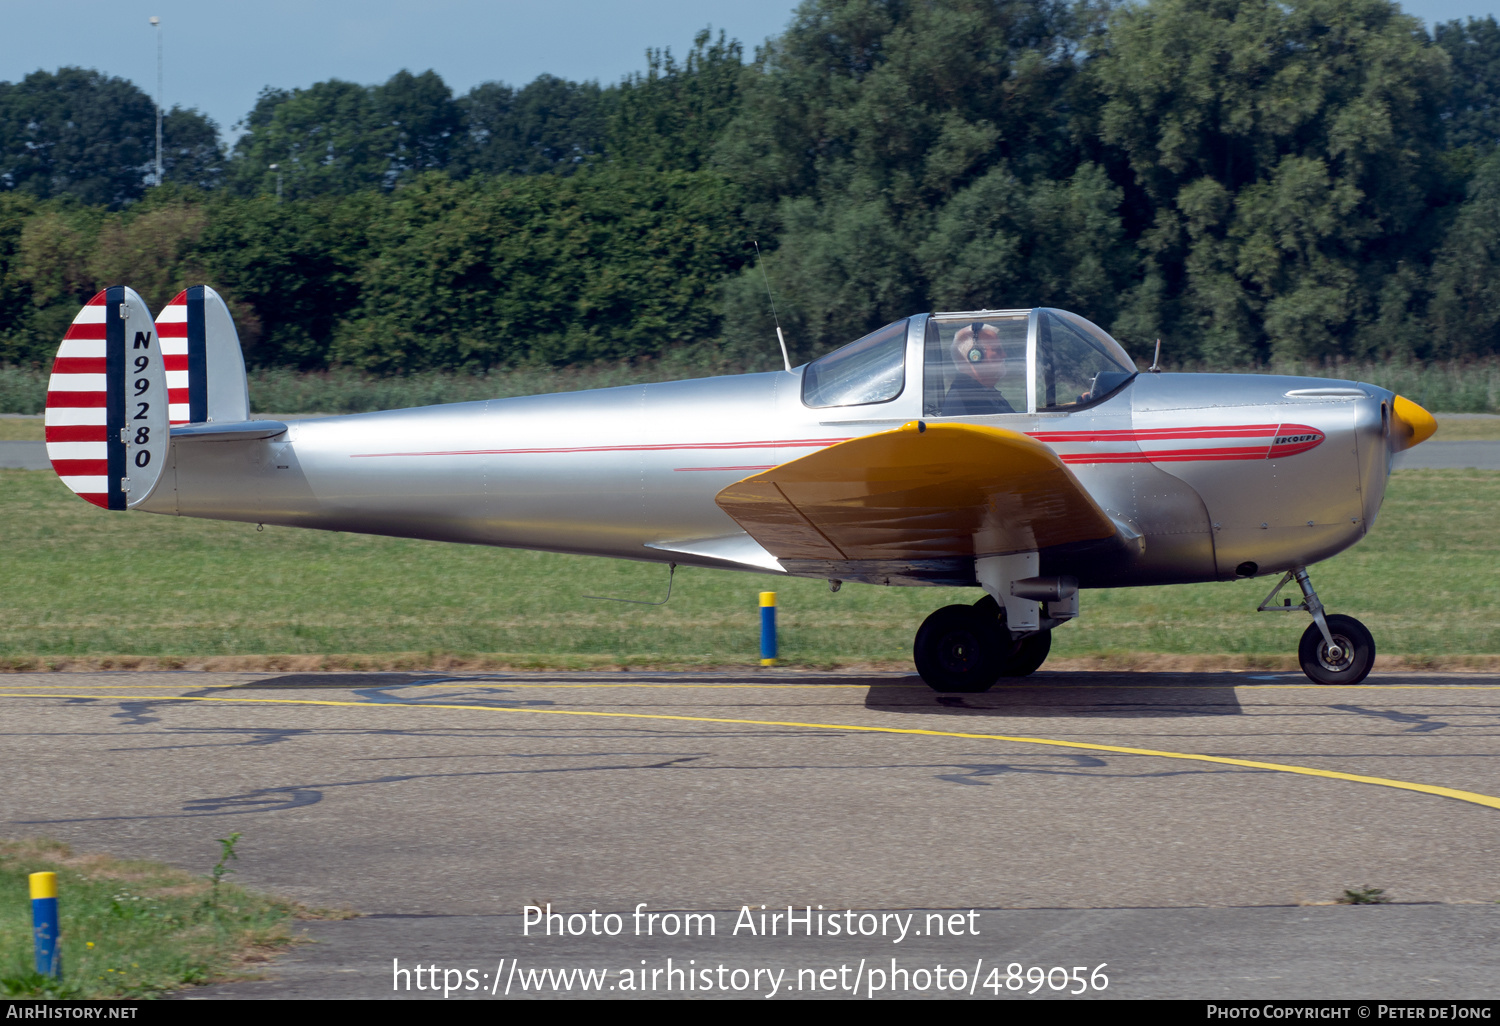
(754, 240), (793, 373)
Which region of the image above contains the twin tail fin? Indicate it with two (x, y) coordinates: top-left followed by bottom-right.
(156, 286), (249, 425)
(45, 285), (250, 510)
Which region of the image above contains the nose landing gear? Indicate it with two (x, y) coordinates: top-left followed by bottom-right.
(912, 595), (1053, 692)
(1258, 568), (1376, 685)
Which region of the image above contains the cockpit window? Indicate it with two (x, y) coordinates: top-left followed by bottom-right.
(1036, 309), (1135, 411)
(801, 318), (908, 408)
(923, 313), (1028, 416)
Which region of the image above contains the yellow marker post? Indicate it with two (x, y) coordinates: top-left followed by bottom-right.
(759, 591), (778, 666)
(30, 871), (60, 978)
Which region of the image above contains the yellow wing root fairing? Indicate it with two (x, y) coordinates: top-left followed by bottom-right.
(714, 421), (1116, 566)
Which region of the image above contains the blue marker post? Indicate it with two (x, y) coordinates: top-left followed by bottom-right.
(31, 871), (60, 979)
(760, 591), (778, 666)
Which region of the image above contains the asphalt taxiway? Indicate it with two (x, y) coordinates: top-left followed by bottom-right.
(2, 669), (1499, 999)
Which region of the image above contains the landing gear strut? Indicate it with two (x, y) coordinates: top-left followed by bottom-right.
(1258, 568), (1376, 685)
(912, 596), (1053, 693)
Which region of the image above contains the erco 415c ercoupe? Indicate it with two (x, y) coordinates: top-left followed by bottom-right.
(44, 287), (1436, 689)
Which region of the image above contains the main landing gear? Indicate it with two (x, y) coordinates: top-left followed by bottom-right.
(1258, 567), (1376, 685)
(913, 595), (1051, 693)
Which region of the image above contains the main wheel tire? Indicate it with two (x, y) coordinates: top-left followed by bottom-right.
(914, 604), (1004, 692)
(973, 595), (1052, 677)
(1298, 614), (1376, 685)
(1001, 629), (1052, 677)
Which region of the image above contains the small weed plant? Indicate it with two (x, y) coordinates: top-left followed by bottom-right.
(0, 967), (78, 999)
(1337, 886), (1392, 905)
(206, 832), (241, 907)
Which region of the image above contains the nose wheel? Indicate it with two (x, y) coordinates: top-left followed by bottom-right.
(1259, 568), (1376, 685)
(1298, 614), (1376, 686)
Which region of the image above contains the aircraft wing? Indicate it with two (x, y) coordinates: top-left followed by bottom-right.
(713, 421), (1116, 578)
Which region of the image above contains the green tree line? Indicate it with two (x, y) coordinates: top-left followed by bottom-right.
(4, 1), (1500, 373)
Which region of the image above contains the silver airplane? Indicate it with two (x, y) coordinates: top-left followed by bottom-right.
(44, 286), (1437, 690)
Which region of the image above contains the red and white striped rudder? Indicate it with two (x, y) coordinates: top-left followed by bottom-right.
(44, 287), (170, 510)
(155, 285), (250, 426)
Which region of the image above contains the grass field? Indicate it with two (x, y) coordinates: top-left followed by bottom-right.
(0, 838), (298, 998)
(1429, 415), (1500, 440)
(1, 467), (1496, 669)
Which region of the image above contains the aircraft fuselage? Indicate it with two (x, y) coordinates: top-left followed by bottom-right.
(138, 367), (1388, 591)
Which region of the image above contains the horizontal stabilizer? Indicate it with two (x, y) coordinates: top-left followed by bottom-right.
(170, 420), (287, 442)
(714, 421), (1115, 563)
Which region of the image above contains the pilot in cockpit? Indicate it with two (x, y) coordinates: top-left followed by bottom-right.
(942, 321), (1017, 415)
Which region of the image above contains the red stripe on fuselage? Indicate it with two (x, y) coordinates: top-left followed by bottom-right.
(1060, 444), (1330, 464)
(350, 437), (854, 458)
(1049, 423), (1324, 464)
(348, 424), (1326, 465)
(673, 465), (778, 472)
(1060, 447), (1271, 464)
(1028, 424), (1281, 443)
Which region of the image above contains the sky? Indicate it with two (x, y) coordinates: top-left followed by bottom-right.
(0, 0), (1495, 144)
(0, 1), (802, 138)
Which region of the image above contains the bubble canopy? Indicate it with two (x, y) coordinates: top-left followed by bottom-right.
(800, 308), (1137, 414)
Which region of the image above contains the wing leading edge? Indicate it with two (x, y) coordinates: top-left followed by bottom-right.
(713, 421), (1116, 583)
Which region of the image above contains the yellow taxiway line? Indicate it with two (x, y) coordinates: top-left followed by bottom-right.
(2, 690), (1499, 813)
